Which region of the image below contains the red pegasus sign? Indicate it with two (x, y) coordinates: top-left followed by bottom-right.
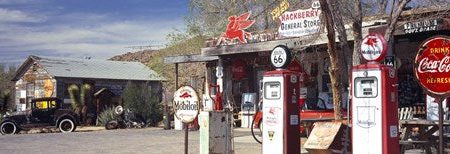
(180, 92), (192, 98)
(217, 12), (255, 45)
(415, 36), (450, 96)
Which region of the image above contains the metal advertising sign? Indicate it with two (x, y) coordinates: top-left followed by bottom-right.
(414, 36), (450, 96)
(217, 12), (255, 45)
(271, 45), (292, 69)
(414, 35), (450, 154)
(361, 33), (387, 62)
(277, 3), (321, 37)
(173, 86), (200, 123)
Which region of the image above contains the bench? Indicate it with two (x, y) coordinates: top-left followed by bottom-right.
(399, 140), (434, 154)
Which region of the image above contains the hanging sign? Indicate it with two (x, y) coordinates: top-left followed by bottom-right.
(396, 18), (444, 35)
(217, 12), (255, 45)
(271, 45), (292, 69)
(173, 86), (199, 123)
(361, 33), (387, 62)
(278, 5), (321, 37)
(414, 36), (450, 96)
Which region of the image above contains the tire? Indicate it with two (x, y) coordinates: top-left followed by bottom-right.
(105, 120), (119, 130)
(59, 118), (76, 133)
(251, 118), (262, 144)
(0, 121), (19, 135)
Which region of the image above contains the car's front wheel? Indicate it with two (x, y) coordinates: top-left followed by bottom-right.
(0, 121), (19, 135)
(59, 118), (76, 133)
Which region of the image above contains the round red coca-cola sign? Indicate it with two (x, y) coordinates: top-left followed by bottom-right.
(414, 36), (450, 96)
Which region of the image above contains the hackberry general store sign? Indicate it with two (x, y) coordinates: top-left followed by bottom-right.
(278, 2), (321, 37)
(414, 36), (450, 96)
(173, 86), (199, 123)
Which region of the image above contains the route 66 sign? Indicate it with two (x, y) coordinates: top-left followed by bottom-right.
(271, 45), (292, 69)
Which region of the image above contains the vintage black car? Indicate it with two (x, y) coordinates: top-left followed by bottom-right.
(0, 97), (79, 135)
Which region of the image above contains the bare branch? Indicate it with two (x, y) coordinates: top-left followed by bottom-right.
(385, 0), (411, 42)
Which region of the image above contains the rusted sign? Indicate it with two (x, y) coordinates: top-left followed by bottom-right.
(414, 36), (450, 96)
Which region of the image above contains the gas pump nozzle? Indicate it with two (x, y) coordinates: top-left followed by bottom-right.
(209, 84), (223, 111)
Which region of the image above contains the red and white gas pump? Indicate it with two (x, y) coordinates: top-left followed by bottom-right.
(262, 45), (300, 154)
(351, 33), (399, 154)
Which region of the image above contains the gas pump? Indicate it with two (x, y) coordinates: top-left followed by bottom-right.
(351, 33), (399, 154)
(262, 45), (300, 154)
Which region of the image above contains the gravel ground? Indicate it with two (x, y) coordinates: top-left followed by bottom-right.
(0, 127), (430, 154)
(0, 127), (261, 154)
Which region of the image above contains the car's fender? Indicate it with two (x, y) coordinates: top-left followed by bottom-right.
(0, 119), (22, 130)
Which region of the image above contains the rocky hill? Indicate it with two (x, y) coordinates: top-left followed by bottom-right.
(110, 50), (158, 63)
(110, 36), (207, 100)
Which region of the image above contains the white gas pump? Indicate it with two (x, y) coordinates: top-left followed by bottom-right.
(351, 33), (399, 154)
(262, 45), (300, 154)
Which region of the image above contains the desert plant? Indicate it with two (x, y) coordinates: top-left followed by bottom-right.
(122, 82), (163, 126)
(68, 84), (81, 110)
(97, 107), (117, 126)
(68, 84), (92, 124)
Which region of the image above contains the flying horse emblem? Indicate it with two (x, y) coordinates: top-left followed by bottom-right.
(217, 12), (255, 46)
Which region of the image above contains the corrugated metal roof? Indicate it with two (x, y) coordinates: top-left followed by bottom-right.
(32, 56), (166, 81)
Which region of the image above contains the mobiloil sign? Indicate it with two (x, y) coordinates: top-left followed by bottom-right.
(174, 86), (199, 123)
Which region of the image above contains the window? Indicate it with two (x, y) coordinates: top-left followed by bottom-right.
(354, 77), (378, 98)
(264, 82), (281, 100)
(34, 101), (56, 109)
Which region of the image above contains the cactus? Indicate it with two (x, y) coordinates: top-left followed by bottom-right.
(68, 84), (81, 110)
(67, 83), (92, 125)
(80, 84), (92, 106)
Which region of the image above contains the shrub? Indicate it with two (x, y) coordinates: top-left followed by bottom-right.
(122, 82), (163, 126)
(97, 107), (117, 126)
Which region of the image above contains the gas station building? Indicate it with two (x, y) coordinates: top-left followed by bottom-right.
(164, 7), (450, 126)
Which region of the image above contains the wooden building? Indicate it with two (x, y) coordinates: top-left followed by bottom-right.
(12, 55), (166, 113)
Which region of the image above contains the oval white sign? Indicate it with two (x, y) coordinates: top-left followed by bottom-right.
(173, 86), (199, 123)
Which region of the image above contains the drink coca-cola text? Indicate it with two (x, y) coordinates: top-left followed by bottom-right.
(418, 56), (450, 73)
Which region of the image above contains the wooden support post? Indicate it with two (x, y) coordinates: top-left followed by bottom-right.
(175, 63), (179, 88)
(438, 99), (444, 154)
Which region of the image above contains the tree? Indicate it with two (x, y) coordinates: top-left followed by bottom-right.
(317, 0), (450, 119)
(186, 0), (448, 120)
(0, 64), (17, 112)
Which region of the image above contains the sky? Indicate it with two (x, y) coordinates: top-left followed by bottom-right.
(0, 0), (188, 66)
